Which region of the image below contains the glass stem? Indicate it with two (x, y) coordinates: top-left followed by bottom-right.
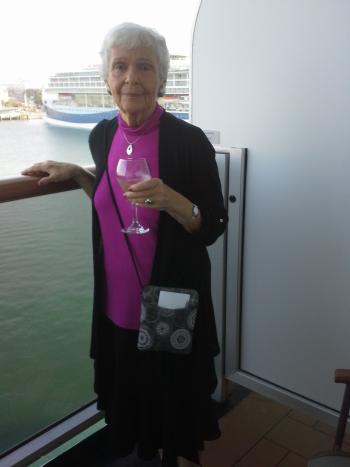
(133, 203), (140, 225)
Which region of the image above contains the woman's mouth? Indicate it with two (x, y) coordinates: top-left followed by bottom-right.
(123, 93), (142, 98)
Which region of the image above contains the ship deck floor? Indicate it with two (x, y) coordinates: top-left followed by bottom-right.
(41, 384), (350, 467)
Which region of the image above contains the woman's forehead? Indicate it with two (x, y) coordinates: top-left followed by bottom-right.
(109, 45), (157, 62)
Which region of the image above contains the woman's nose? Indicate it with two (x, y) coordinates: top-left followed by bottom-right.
(125, 67), (138, 84)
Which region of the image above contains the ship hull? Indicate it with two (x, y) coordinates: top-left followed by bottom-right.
(44, 104), (189, 129)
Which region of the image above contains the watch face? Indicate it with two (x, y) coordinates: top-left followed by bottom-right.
(192, 204), (199, 217)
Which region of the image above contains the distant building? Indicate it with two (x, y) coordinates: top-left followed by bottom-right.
(7, 82), (25, 104)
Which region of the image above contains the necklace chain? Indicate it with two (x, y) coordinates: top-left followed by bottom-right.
(122, 131), (143, 156)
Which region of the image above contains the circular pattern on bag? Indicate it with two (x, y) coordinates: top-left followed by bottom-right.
(170, 329), (191, 350)
(156, 321), (171, 336)
(186, 310), (197, 330)
(138, 328), (154, 350)
(159, 306), (175, 318)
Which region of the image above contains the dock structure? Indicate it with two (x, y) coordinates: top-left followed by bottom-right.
(0, 108), (27, 120)
(0, 108), (42, 121)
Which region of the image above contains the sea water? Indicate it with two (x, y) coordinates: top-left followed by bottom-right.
(0, 119), (95, 453)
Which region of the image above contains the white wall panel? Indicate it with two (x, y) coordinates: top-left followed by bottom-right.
(192, 0), (350, 413)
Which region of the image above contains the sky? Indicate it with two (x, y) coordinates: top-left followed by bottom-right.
(1, 0), (200, 87)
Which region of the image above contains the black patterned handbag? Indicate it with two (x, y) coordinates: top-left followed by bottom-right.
(105, 162), (199, 355)
(138, 285), (198, 354)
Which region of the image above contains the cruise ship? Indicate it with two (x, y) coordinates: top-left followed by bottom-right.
(42, 55), (190, 128)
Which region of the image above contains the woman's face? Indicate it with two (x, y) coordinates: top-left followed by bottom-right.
(106, 46), (162, 126)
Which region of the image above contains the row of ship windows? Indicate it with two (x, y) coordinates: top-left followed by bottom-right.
(50, 84), (189, 94)
(49, 79), (189, 86)
(49, 78), (103, 84)
(48, 87), (190, 92)
(167, 80), (189, 85)
(52, 72), (188, 79)
(168, 87), (189, 93)
(49, 82), (105, 87)
(55, 68), (189, 78)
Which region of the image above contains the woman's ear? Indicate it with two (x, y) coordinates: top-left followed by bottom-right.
(158, 82), (166, 97)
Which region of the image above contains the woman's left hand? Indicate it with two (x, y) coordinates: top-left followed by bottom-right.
(124, 178), (173, 211)
(125, 178), (201, 233)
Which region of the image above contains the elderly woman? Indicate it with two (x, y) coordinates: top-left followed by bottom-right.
(22, 23), (228, 467)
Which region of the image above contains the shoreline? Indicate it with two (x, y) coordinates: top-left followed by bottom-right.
(0, 109), (44, 121)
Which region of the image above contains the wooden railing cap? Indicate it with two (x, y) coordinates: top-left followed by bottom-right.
(0, 166), (95, 203)
(335, 369), (350, 384)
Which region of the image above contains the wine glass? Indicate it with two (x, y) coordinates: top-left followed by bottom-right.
(116, 157), (151, 234)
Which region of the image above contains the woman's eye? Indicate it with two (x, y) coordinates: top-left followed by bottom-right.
(139, 63), (152, 71)
(113, 63), (125, 71)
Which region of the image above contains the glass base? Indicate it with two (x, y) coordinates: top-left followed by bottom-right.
(121, 223), (150, 235)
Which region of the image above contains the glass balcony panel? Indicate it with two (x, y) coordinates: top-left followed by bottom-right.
(0, 190), (94, 454)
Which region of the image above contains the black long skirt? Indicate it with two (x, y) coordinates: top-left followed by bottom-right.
(93, 314), (221, 466)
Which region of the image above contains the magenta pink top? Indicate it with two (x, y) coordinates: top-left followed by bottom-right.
(93, 105), (163, 329)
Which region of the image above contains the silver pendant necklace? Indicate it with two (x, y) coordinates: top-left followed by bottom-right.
(122, 131), (142, 156)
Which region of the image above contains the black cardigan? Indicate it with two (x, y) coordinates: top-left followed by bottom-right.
(88, 111), (228, 360)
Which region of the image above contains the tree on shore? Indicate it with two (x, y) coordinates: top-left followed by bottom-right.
(4, 98), (22, 108)
(25, 89), (42, 107)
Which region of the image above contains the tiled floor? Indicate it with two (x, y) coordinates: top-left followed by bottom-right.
(42, 384), (349, 467)
(202, 389), (349, 467)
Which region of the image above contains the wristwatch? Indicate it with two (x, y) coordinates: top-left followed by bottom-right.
(191, 204), (200, 219)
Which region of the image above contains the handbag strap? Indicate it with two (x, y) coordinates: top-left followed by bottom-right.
(104, 157), (144, 289)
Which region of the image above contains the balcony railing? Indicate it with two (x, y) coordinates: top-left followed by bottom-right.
(0, 166), (92, 203)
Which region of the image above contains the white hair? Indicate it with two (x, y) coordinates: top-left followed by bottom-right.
(100, 22), (170, 96)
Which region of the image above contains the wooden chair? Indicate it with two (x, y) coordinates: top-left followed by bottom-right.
(308, 370), (350, 466)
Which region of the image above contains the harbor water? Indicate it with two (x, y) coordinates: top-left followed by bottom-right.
(0, 119), (95, 453)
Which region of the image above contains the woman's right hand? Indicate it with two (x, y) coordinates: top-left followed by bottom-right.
(21, 161), (81, 186)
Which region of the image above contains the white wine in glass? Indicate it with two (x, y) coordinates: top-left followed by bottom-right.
(116, 157), (151, 234)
